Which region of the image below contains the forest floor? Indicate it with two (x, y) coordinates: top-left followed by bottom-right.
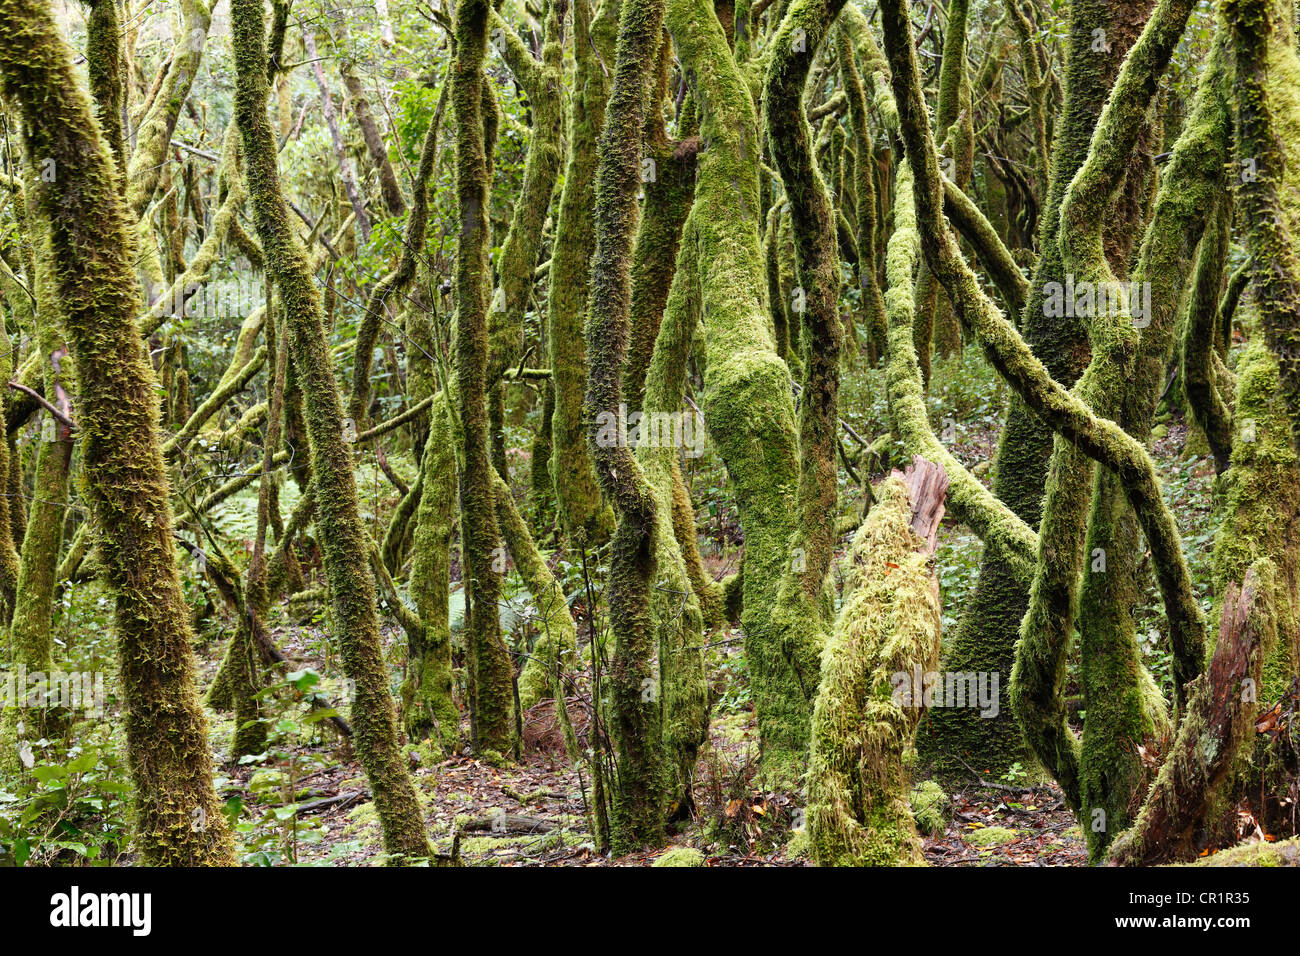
(219, 689), (1089, 866)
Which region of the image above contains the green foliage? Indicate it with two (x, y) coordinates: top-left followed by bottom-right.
(0, 745), (130, 866)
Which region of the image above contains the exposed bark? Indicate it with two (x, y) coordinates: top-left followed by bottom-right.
(1108, 566), (1277, 865)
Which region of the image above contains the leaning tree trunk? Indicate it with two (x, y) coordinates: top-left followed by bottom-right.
(230, 0), (431, 860)
(923, 0), (1154, 783)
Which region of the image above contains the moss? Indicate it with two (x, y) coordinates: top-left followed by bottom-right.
(784, 828), (811, 860)
(1181, 197), (1234, 474)
(912, 0), (974, 376)
(624, 42), (697, 411)
(639, 236), (712, 807)
(880, 154), (1033, 784)
(1107, 561), (1279, 866)
(909, 780), (950, 836)
(451, 0), (517, 760)
(1074, 22), (1232, 859)
(1211, 341), (1300, 702)
(877, 156), (1038, 790)
(835, 23), (888, 363)
(231, 0), (430, 860)
(652, 846), (705, 866)
(82, 0), (126, 178)
(1003, 0), (1050, 197)
(806, 477), (941, 867)
(763, 0), (845, 596)
(0, 0), (233, 864)
(547, 0), (617, 543)
(125, 0), (213, 219)
(1186, 837), (1300, 867)
(928, 0), (1158, 782)
(881, 160), (1037, 582)
(964, 825), (1018, 846)
(0, 327), (20, 617)
(405, 393), (462, 751)
(492, 468), (577, 712)
(881, 0), (1209, 812)
(487, 3), (568, 389)
(1227, 0), (1300, 445)
(585, 0), (675, 852)
(668, 0), (827, 784)
(5, 199), (69, 672)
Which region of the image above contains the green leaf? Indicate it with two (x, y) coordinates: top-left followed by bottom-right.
(286, 669), (321, 692)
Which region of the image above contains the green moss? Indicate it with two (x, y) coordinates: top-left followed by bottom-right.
(486, 4), (566, 387)
(668, 0), (828, 784)
(909, 780), (950, 836)
(492, 468), (577, 712)
(1227, 0), (1300, 444)
(964, 825), (1018, 846)
(231, 0), (430, 860)
(1211, 341), (1300, 701)
(928, 0), (1165, 783)
(652, 846), (705, 867)
(83, 0), (127, 177)
(637, 244), (711, 805)
(806, 477), (941, 867)
(875, 2), (1214, 844)
(125, 0), (213, 218)
(450, 0), (516, 760)
(0, 0), (233, 864)
(1187, 838), (1300, 867)
(405, 393), (463, 751)
(547, 0), (616, 543)
(584, 0), (679, 853)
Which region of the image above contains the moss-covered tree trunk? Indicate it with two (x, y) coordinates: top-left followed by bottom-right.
(911, 0), (973, 379)
(808, 461), (945, 866)
(404, 391), (462, 751)
(584, 0), (672, 850)
(230, 0), (430, 860)
(1073, 21), (1228, 859)
(451, 0), (516, 760)
(0, 0), (233, 865)
(667, 0), (829, 784)
(125, 0), (213, 220)
(548, 0), (617, 544)
(0, 327), (21, 619)
(924, 0), (1160, 782)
